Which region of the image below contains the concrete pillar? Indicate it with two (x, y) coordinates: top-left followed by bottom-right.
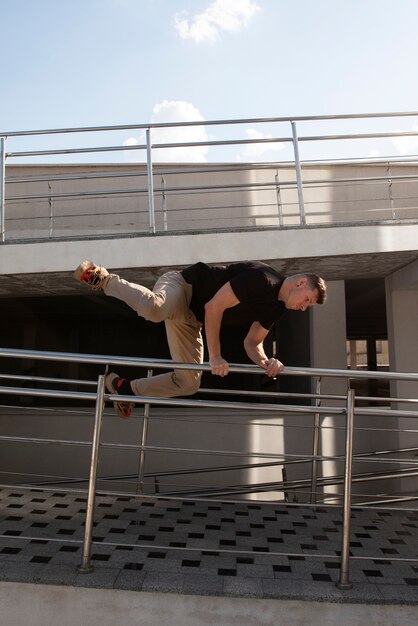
(385, 260), (418, 495)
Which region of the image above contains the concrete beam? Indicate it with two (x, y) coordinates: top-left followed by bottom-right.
(1, 223), (417, 274)
(0, 222), (416, 297)
(390, 259), (418, 290)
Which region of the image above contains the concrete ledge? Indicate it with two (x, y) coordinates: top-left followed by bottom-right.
(1, 582), (418, 626)
(1, 222), (418, 274)
(0, 222), (417, 296)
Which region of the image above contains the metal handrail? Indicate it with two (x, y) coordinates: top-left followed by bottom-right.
(0, 345), (417, 589)
(1, 370), (417, 405)
(2, 110), (418, 242)
(2, 109), (418, 137)
(6, 130), (418, 160)
(0, 346), (417, 382)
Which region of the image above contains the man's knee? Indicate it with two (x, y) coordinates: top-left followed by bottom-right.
(172, 370), (202, 396)
(140, 294), (167, 322)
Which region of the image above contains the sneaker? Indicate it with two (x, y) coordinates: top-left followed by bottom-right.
(105, 372), (134, 419)
(74, 260), (109, 290)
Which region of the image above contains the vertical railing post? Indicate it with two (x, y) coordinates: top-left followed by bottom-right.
(78, 374), (106, 573)
(146, 128), (156, 234)
(387, 163), (396, 219)
(48, 180), (53, 238)
(336, 387), (355, 590)
(290, 121), (306, 226)
(137, 369), (152, 494)
(161, 176), (168, 231)
(0, 137), (6, 242)
(310, 376), (322, 504)
(275, 172), (283, 227)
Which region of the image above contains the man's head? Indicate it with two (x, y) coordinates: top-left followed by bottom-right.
(280, 273), (327, 311)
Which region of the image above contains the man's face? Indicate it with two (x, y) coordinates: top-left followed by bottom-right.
(284, 279), (319, 311)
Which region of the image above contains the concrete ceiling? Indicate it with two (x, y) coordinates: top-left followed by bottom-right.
(0, 250), (416, 298)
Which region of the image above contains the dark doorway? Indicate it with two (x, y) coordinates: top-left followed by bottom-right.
(345, 278), (389, 401)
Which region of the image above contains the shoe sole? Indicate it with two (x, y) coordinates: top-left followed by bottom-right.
(105, 372), (134, 419)
(73, 260), (94, 282)
(73, 260), (108, 290)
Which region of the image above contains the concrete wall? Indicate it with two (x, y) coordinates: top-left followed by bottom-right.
(0, 162), (417, 502)
(385, 260), (418, 495)
(5, 162), (418, 240)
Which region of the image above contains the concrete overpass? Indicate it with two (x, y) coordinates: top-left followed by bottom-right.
(0, 221), (417, 297)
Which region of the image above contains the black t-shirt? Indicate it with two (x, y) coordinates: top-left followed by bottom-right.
(181, 261), (286, 329)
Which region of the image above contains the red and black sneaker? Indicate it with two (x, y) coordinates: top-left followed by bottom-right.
(105, 372), (134, 419)
(74, 260), (109, 290)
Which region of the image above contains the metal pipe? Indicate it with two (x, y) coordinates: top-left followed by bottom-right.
(7, 173), (418, 204)
(275, 172), (283, 226)
(144, 447), (418, 479)
(5, 162), (283, 185)
(3, 110), (418, 138)
(202, 386), (418, 404)
(0, 381), (344, 416)
(291, 121), (306, 225)
(146, 128), (156, 234)
(9, 155), (418, 184)
(1, 346), (417, 382)
(78, 375), (106, 573)
(7, 168), (418, 191)
(137, 369), (152, 494)
(201, 386), (344, 401)
(0, 478), (416, 513)
(161, 176), (168, 231)
(10, 127), (418, 160)
(0, 137), (6, 242)
(3, 530), (418, 565)
(0, 372), (96, 386)
(310, 377), (322, 504)
(0, 384), (97, 402)
(387, 163), (396, 219)
(337, 388), (355, 590)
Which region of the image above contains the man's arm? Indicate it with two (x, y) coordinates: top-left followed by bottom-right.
(244, 321), (284, 377)
(204, 282), (239, 377)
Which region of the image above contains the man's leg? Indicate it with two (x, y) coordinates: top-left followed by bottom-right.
(75, 261), (185, 322)
(75, 262), (204, 403)
(125, 270), (204, 396)
(104, 270), (196, 323)
(130, 316), (204, 397)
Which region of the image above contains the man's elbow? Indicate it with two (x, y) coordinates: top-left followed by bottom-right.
(204, 299), (214, 316)
(243, 337), (255, 353)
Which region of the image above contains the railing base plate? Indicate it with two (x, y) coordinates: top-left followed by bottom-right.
(77, 565), (94, 574)
(335, 581), (353, 590)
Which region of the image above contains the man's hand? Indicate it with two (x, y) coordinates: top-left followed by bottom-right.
(210, 355), (230, 377)
(259, 357), (284, 377)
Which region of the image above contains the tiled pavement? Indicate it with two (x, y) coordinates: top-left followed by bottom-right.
(0, 487), (417, 604)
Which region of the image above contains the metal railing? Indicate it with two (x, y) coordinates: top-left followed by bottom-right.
(2, 111), (418, 241)
(0, 347), (417, 590)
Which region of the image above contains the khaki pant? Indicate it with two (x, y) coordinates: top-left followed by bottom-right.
(103, 271), (204, 397)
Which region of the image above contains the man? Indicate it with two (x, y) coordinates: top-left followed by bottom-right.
(74, 260), (326, 418)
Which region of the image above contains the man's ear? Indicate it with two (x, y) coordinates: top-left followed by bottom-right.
(297, 277), (308, 288)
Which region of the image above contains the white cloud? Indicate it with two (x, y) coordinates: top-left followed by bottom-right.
(123, 137), (140, 146)
(237, 128), (285, 161)
(174, 0), (260, 43)
(392, 125), (418, 155)
(124, 100), (210, 162)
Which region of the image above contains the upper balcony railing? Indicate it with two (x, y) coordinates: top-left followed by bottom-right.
(2, 111), (418, 242)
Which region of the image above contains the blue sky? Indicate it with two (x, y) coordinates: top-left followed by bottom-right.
(2, 0), (418, 162)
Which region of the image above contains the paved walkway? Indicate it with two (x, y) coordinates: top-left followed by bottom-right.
(0, 487), (417, 604)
